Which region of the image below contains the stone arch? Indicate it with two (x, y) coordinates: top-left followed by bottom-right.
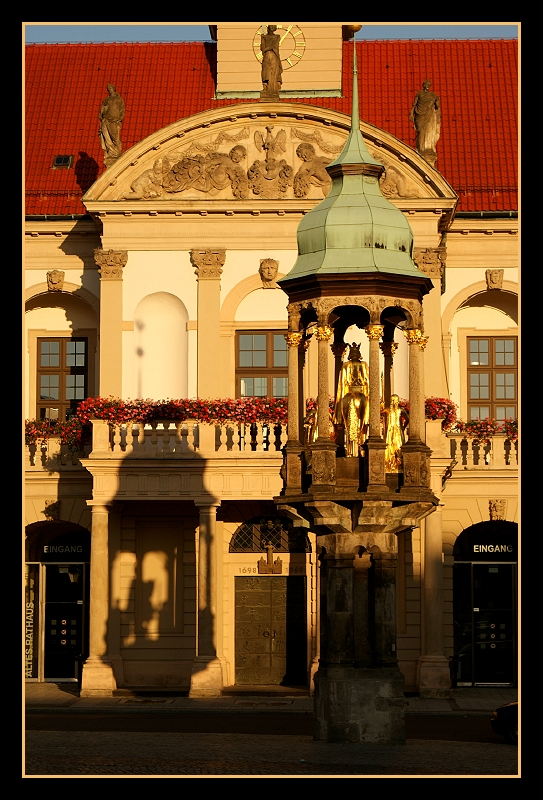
(220, 273), (287, 323)
(25, 520), (91, 562)
(133, 292), (189, 399)
(442, 280), (518, 336)
(25, 282), (100, 317)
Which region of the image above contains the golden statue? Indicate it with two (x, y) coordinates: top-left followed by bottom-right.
(333, 343), (370, 457)
(382, 394), (409, 472)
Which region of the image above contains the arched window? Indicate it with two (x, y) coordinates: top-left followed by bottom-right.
(229, 516), (311, 553)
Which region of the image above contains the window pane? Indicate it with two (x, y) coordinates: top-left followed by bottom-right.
(495, 340), (515, 366)
(239, 334), (267, 367)
(66, 341), (86, 367)
(273, 334), (288, 367)
(66, 375), (85, 400)
(40, 375), (59, 399)
(272, 377), (288, 397)
(495, 374), (515, 399)
(240, 377), (267, 397)
(469, 373), (489, 399)
(40, 341), (60, 367)
(469, 340), (489, 366)
(496, 406), (516, 420)
(469, 406), (490, 420)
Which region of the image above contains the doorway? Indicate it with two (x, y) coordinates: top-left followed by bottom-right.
(452, 521), (517, 686)
(235, 576), (307, 685)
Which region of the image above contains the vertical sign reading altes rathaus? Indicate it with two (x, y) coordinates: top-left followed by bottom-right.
(25, 564), (39, 678)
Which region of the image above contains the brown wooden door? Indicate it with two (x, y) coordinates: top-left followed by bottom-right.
(235, 576), (306, 685)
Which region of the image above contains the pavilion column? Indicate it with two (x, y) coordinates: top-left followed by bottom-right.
(365, 324), (387, 490)
(190, 500), (224, 697)
(191, 249), (225, 399)
(401, 330), (432, 492)
(80, 502), (117, 696)
(311, 324), (336, 491)
(94, 249), (127, 398)
(380, 341), (398, 409)
(284, 327), (304, 495)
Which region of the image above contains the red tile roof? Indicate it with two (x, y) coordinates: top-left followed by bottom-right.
(25, 40), (517, 216)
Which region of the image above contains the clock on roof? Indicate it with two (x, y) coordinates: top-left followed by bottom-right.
(253, 24), (306, 70)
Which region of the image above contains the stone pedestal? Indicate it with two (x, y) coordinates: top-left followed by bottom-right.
(80, 657), (118, 697)
(314, 666), (406, 743)
(417, 655), (451, 698)
(189, 656), (225, 697)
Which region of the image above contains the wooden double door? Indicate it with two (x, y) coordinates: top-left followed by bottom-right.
(235, 576), (307, 686)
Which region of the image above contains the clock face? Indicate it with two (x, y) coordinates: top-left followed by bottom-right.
(253, 24), (306, 70)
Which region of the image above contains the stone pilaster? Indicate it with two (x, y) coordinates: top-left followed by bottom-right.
(190, 500), (224, 697)
(80, 502), (117, 696)
(191, 249), (225, 399)
(94, 249), (127, 397)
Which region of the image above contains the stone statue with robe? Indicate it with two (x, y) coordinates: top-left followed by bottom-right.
(260, 25), (282, 98)
(98, 84), (125, 167)
(409, 79), (441, 164)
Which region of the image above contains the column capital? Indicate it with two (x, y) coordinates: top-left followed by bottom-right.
(315, 324), (333, 342)
(194, 498), (222, 510)
(190, 248), (225, 280)
(380, 341), (398, 357)
(94, 248), (127, 280)
(284, 331), (303, 348)
(404, 328), (424, 345)
(365, 324), (384, 341)
(330, 342), (348, 359)
(417, 335), (429, 351)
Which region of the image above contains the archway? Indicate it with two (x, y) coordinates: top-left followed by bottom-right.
(452, 521), (517, 686)
(25, 522), (91, 682)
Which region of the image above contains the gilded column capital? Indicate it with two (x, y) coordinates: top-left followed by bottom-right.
(380, 341), (398, 357)
(330, 342), (348, 359)
(365, 324), (384, 341)
(404, 328), (423, 345)
(315, 325), (333, 342)
(284, 332), (303, 348)
(94, 248), (128, 280)
(417, 335), (429, 351)
(190, 248), (226, 280)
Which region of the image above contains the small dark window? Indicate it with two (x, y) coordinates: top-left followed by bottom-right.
(52, 155), (73, 170)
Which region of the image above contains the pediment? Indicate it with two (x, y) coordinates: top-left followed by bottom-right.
(83, 102), (456, 207)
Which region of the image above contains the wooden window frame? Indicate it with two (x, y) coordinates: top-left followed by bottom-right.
(466, 335), (517, 421)
(36, 336), (89, 421)
(235, 330), (288, 399)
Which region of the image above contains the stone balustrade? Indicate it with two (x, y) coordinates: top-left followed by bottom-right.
(447, 433), (518, 469)
(92, 419), (287, 459)
(24, 437), (92, 471)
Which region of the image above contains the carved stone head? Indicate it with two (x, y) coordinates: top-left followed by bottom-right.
(47, 270), (65, 292)
(485, 269), (503, 290)
(259, 258), (279, 288)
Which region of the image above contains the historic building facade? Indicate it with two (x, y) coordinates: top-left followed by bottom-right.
(24, 25), (518, 696)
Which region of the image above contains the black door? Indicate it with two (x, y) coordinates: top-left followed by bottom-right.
(44, 564), (87, 681)
(453, 562), (516, 685)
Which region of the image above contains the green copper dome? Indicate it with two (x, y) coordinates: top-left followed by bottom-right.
(279, 44), (426, 285)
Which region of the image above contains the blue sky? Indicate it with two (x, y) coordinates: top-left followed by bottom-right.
(24, 23), (519, 43)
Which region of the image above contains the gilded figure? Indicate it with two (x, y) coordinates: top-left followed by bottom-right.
(333, 343), (370, 457)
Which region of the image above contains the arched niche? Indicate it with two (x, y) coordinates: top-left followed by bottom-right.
(133, 292), (189, 399)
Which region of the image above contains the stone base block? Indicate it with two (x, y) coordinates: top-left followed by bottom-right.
(314, 665), (407, 744)
(80, 656), (118, 697)
(189, 656), (224, 697)
(417, 655), (451, 698)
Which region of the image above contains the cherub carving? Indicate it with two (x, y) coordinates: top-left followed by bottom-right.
(163, 145), (248, 198)
(123, 157), (172, 199)
(293, 142), (331, 197)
